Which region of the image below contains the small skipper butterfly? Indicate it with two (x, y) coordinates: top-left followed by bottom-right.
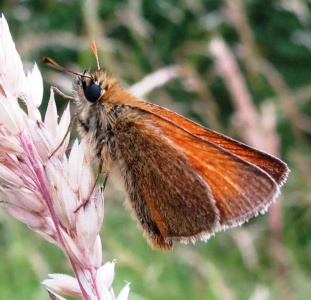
(42, 43), (289, 250)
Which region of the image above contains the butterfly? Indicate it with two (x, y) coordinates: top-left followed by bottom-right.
(42, 44), (289, 250)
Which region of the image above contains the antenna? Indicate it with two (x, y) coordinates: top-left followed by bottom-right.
(91, 41), (101, 70)
(41, 57), (93, 80)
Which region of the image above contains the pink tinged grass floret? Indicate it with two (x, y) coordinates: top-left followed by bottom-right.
(0, 14), (130, 300)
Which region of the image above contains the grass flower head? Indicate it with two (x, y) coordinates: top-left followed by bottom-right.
(0, 14), (129, 300)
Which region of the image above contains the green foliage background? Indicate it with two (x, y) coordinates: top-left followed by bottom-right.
(0, 0), (311, 299)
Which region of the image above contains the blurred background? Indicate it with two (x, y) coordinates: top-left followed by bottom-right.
(0, 0), (310, 299)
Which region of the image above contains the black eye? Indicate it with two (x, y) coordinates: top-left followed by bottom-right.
(84, 82), (102, 103)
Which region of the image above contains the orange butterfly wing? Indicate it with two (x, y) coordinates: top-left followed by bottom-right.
(137, 102), (288, 186)
(111, 102), (288, 249)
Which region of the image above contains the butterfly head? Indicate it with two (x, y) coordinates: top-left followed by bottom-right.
(42, 51), (117, 108)
(74, 69), (117, 108)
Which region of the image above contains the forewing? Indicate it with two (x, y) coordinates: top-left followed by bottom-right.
(141, 110), (280, 228)
(136, 102), (289, 186)
(115, 104), (284, 229)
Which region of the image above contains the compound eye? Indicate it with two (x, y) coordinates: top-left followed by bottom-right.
(84, 82), (102, 103)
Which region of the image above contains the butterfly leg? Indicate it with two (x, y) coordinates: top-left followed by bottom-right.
(48, 113), (77, 159)
(74, 157), (108, 213)
(52, 86), (75, 101)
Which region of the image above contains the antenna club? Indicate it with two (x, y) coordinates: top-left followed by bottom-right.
(42, 56), (93, 80)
